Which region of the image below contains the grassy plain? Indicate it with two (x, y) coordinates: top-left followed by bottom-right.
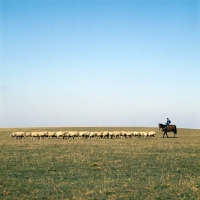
(0, 127), (200, 199)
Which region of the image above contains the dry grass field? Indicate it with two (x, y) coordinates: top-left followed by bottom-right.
(0, 127), (200, 199)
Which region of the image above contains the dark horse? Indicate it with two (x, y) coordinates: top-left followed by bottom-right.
(158, 123), (177, 138)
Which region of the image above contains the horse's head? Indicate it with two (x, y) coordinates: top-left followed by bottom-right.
(158, 123), (165, 130)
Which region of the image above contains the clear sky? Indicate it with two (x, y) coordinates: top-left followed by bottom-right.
(0, 0), (199, 128)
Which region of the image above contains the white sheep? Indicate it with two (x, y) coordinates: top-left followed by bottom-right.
(148, 131), (156, 138)
(11, 132), (25, 139)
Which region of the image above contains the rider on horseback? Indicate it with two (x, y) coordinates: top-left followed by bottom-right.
(166, 118), (171, 131)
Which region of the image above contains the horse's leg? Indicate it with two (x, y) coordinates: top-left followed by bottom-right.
(163, 132), (165, 138)
(163, 131), (167, 138)
(166, 127), (169, 138)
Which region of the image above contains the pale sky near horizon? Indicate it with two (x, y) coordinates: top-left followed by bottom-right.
(0, 0), (199, 128)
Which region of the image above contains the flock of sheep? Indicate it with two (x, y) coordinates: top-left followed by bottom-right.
(10, 131), (156, 139)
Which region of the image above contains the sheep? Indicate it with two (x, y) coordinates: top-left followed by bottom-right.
(72, 131), (79, 139)
(47, 131), (56, 139)
(108, 131), (114, 139)
(133, 131), (139, 137)
(37, 131), (47, 139)
(102, 131), (109, 139)
(66, 131), (78, 139)
(78, 131), (85, 139)
(139, 131), (148, 138)
(148, 131), (156, 138)
(11, 132), (25, 139)
(120, 131), (127, 138)
(10, 130), (156, 140)
(89, 131), (95, 139)
(126, 131), (133, 138)
(96, 131), (103, 139)
(55, 131), (65, 139)
(30, 132), (39, 139)
(24, 132), (31, 138)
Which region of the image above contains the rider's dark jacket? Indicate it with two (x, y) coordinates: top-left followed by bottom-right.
(166, 119), (170, 126)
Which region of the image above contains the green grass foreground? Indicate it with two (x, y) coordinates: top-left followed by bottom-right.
(0, 127), (200, 199)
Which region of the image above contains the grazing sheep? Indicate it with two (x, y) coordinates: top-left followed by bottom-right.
(67, 131), (78, 139)
(85, 131), (91, 139)
(89, 131), (95, 139)
(93, 131), (98, 138)
(139, 132), (148, 138)
(109, 131), (119, 139)
(120, 131), (127, 138)
(63, 131), (69, 139)
(96, 131), (103, 139)
(108, 131), (114, 139)
(47, 131), (56, 139)
(133, 132), (139, 137)
(78, 131), (85, 139)
(113, 131), (120, 139)
(37, 131), (47, 139)
(11, 132), (25, 139)
(30, 132), (39, 139)
(24, 132), (31, 138)
(126, 131), (133, 138)
(102, 131), (109, 139)
(148, 131), (156, 138)
(10, 129), (156, 140)
(72, 131), (79, 139)
(143, 131), (148, 137)
(78, 131), (90, 139)
(55, 131), (65, 139)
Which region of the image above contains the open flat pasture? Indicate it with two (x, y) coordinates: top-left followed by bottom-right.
(0, 127), (200, 199)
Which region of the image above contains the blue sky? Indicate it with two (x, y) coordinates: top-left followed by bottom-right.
(0, 0), (199, 128)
